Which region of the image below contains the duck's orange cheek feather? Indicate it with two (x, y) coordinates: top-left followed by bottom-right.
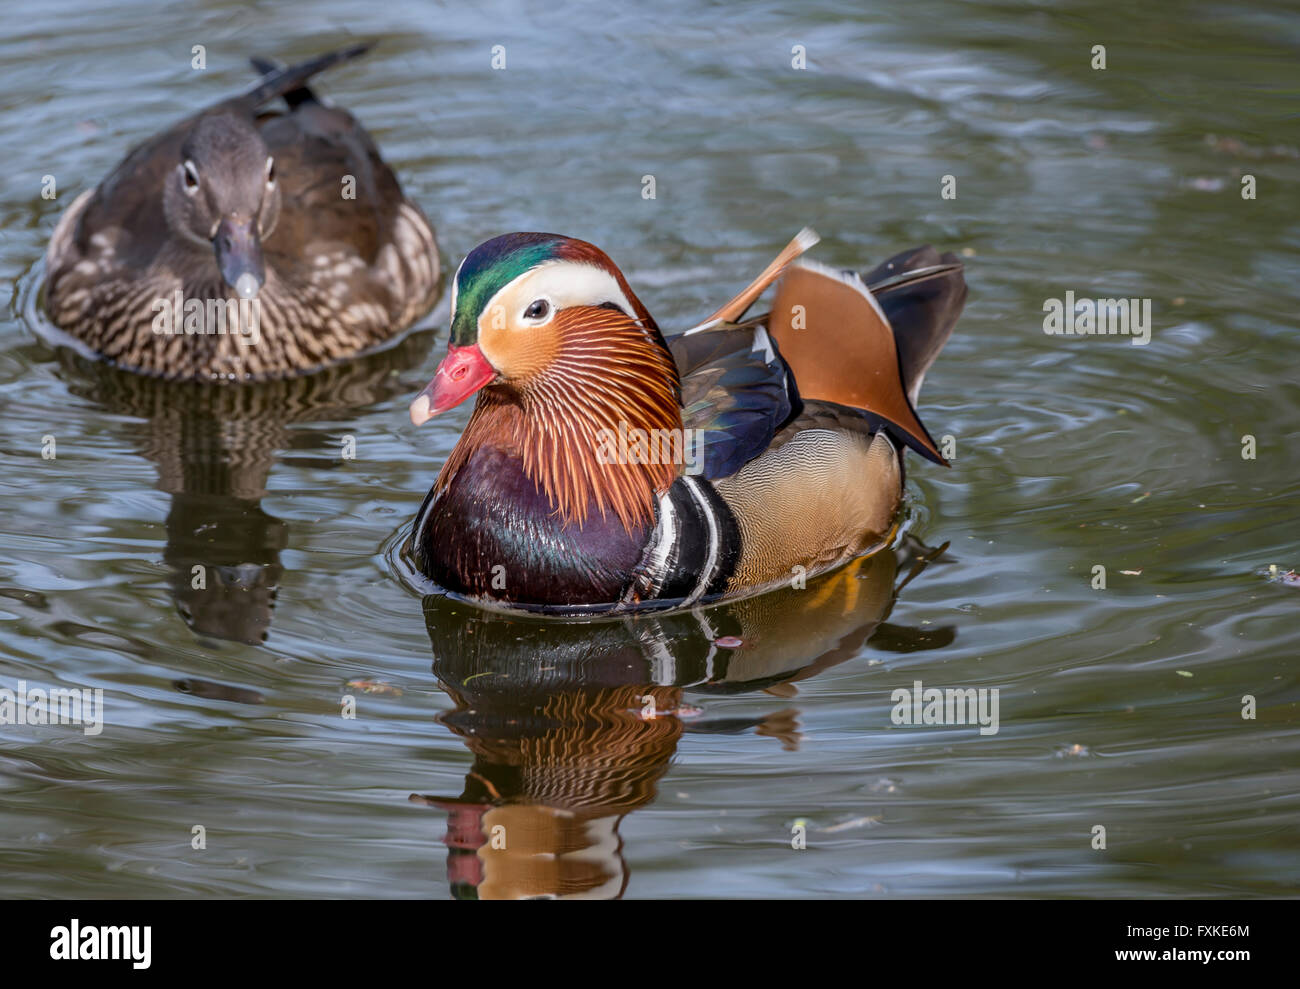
(410, 343), (497, 424)
(477, 318), (560, 383)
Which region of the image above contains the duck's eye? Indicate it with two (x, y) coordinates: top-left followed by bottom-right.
(182, 160), (200, 194)
(265, 157), (275, 186)
(523, 299), (550, 321)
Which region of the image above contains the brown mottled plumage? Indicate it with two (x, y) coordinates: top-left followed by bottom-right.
(44, 44), (440, 381)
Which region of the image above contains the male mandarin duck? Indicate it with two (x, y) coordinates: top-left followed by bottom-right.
(407, 229), (965, 614)
(44, 44), (440, 381)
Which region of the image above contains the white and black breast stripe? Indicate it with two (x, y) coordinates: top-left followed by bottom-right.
(626, 475), (740, 608)
(630, 489), (681, 601)
(679, 477), (721, 603)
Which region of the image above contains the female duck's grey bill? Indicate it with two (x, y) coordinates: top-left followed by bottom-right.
(214, 215), (265, 300)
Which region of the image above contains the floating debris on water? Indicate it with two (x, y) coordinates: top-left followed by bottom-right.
(1205, 133), (1300, 160)
(820, 815), (882, 833)
(346, 679), (403, 696)
(1266, 565), (1300, 587)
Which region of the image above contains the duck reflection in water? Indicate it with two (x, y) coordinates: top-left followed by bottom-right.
(412, 536), (953, 899)
(57, 332), (433, 644)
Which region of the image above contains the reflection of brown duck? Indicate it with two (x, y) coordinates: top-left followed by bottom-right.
(417, 683), (682, 899)
(58, 331), (432, 643)
(413, 539), (953, 899)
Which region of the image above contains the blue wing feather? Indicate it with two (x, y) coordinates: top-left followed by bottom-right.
(669, 325), (800, 480)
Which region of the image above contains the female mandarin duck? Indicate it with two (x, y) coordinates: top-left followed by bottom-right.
(407, 229), (965, 614)
(44, 44), (440, 381)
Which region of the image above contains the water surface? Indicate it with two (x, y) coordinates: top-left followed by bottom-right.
(1, 0), (1297, 898)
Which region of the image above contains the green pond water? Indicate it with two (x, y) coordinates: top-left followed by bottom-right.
(0, 0), (1296, 897)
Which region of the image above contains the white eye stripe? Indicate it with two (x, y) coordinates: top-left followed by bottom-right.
(449, 255), (466, 323)
(479, 260), (636, 331)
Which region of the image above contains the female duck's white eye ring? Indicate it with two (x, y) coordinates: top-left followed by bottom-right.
(521, 298), (553, 324)
(182, 160), (201, 194)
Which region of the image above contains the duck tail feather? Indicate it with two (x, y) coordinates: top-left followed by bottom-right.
(240, 42), (374, 110)
(863, 246), (967, 406)
(684, 227), (820, 335)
